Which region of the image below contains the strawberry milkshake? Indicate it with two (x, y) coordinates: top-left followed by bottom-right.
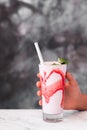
(39, 61), (67, 122)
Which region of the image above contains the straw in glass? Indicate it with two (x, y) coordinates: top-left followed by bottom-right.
(34, 42), (44, 64)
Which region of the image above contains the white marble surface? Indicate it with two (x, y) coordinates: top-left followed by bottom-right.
(0, 109), (87, 130)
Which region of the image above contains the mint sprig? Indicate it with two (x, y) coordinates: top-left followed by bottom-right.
(58, 58), (68, 64)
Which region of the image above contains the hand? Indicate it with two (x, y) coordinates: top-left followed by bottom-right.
(36, 73), (42, 106)
(36, 72), (81, 110)
(64, 72), (81, 110)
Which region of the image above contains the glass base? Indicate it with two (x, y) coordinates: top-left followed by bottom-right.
(43, 112), (63, 123)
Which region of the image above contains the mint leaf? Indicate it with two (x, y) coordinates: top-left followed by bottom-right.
(58, 58), (68, 64)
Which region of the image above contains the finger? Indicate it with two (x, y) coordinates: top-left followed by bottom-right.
(65, 81), (70, 88)
(37, 73), (40, 78)
(39, 100), (42, 106)
(66, 72), (73, 81)
(36, 81), (41, 88)
(66, 72), (78, 86)
(37, 90), (42, 96)
(66, 72), (75, 83)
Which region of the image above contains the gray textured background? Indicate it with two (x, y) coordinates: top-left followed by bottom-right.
(0, 0), (87, 108)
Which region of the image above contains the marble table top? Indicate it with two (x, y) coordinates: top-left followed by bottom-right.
(0, 109), (87, 130)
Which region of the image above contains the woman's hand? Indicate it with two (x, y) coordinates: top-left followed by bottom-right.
(64, 72), (81, 110)
(36, 73), (42, 106)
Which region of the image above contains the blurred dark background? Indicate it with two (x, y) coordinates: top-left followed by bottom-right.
(0, 0), (87, 109)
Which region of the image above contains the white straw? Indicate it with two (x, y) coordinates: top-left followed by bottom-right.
(34, 42), (44, 64)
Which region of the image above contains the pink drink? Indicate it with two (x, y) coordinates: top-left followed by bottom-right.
(39, 61), (67, 122)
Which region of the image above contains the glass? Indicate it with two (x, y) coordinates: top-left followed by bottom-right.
(39, 61), (67, 122)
